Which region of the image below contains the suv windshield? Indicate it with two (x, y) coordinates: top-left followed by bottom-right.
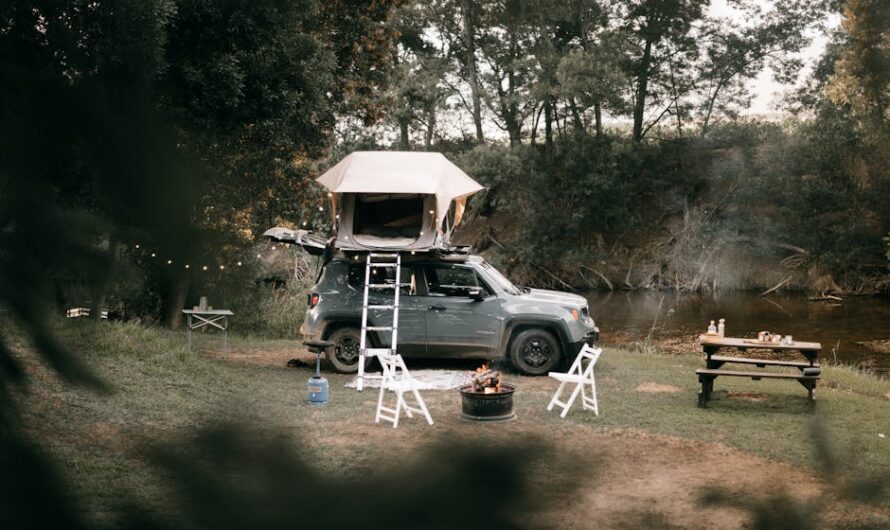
(480, 261), (522, 295)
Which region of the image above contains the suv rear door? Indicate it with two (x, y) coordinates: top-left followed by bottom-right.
(349, 263), (427, 356)
(419, 263), (501, 358)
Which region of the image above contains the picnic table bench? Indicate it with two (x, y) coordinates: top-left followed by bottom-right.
(696, 335), (822, 408)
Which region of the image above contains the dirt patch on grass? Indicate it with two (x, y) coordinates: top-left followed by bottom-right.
(636, 382), (683, 393)
(726, 391), (770, 402)
(537, 429), (819, 530)
(206, 347), (312, 368)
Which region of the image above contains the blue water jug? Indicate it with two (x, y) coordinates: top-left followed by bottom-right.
(308, 375), (329, 405)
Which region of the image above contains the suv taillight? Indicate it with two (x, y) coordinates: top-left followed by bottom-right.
(307, 292), (320, 308)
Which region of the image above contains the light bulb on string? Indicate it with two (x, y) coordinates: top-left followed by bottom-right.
(219, 265), (225, 270)
(151, 253), (156, 258)
(202, 265), (208, 271)
(167, 260), (173, 265)
(237, 261), (242, 266)
(135, 244), (140, 249)
(256, 254), (261, 258)
(185, 264), (190, 269)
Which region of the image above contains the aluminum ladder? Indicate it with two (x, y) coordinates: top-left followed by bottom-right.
(356, 252), (402, 392)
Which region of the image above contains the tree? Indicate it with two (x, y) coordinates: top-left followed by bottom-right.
(557, 32), (628, 139)
(459, 0), (486, 141)
(697, 0), (826, 135)
(826, 0), (890, 141)
(620, 0), (707, 142)
(475, 0), (537, 147)
(0, 0), (405, 331)
(384, 2), (452, 148)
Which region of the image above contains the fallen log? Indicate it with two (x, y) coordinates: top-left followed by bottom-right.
(808, 294), (843, 302)
(759, 275), (793, 296)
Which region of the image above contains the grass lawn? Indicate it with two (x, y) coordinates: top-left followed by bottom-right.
(8, 320), (890, 529)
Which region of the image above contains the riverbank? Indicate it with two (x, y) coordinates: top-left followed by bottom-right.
(8, 321), (890, 528)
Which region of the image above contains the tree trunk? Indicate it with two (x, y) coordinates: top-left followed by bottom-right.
(398, 117), (409, 150)
(530, 104), (543, 145)
(91, 236), (120, 321)
(424, 107), (436, 148)
(544, 97), (554, 153)
(460, 0), (484, 142)
(569, 97), (584, 132)
(164, 272), (189, 330)
(632, 39), (653, 143)
(594, 101), (603, 140)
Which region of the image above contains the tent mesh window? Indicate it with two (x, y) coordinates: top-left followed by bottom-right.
(353, 194), (424, 238)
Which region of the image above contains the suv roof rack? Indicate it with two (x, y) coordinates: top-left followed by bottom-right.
(341, 247), (471, 263)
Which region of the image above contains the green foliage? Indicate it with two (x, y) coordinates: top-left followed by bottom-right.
(225, 280), (312, 339)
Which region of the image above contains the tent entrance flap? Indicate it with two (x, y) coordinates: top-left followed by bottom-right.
(353, 194), (424, 239)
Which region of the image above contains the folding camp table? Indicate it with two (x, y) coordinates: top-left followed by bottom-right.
(182, 309), (234, 354)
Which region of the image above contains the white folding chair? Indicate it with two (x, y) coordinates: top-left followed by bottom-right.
(547, 345), (601, 418)
(375, 353), (434, 428)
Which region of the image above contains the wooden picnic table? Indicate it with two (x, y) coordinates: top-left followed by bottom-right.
(183, 309), (234, 354)
(696, 335), (822, 408)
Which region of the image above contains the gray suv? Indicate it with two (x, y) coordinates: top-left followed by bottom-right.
(301, 255), (599, 375)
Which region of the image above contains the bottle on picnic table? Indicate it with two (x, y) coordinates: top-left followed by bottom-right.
(718, 318), (725, 337)
(707, 320), (717, 335)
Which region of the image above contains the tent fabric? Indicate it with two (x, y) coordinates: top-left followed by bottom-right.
(316, 151), (483, 227)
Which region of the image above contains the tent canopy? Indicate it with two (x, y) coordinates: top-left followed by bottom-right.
(317, 151), (484, 228)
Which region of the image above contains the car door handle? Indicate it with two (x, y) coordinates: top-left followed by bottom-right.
(428, 304), (447, 311)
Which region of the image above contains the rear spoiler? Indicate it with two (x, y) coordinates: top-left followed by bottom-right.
(263, 227), (328, 256)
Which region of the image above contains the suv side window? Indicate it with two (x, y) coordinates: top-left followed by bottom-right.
(348, 264), (416, 296)
(424, 264), (488, 297)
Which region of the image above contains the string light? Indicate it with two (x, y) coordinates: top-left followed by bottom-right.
(302, 221), (308, 226)
(318, 206), (323, 211)
(125, 240), (300, 272)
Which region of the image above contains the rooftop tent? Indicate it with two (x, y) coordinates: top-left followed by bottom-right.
(317, 151), (483, 251)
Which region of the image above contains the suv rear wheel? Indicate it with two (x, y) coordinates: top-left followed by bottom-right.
(509, 328), (561, 376)
(326, 327), (370, 373)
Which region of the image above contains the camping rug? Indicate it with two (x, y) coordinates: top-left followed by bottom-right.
(345, 370), (474, 390)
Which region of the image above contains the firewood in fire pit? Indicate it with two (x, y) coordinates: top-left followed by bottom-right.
(471, 369), (500, 392)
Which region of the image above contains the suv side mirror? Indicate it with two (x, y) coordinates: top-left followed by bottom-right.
(467, 287), (485, 301)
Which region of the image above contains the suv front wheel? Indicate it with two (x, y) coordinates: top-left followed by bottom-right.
(326, 327), (370, 373)
(509, 328), (562, 376)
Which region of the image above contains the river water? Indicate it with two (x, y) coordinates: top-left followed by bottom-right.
(584, 291), (890, 375)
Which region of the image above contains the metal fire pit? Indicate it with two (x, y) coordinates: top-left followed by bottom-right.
(459, 384), (516, 422)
